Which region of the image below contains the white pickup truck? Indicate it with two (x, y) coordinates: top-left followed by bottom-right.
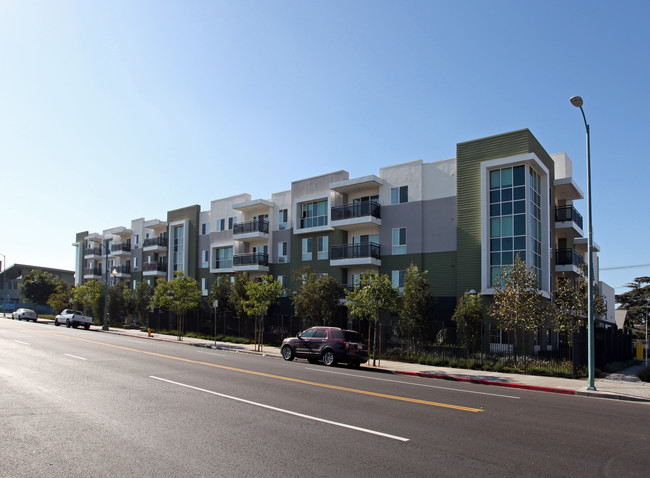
(54, 309), (93, 329)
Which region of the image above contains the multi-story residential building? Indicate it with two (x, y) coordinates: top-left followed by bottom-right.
(74, 129), (613, 345)
(0, 264), (75, 314)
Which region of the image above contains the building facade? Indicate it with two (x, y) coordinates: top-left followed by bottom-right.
(74, 129), (612, 344)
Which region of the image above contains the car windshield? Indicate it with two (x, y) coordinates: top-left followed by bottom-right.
(331, 330), (363, 342)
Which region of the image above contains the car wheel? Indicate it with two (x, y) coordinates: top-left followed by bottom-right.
(54, 320), (60, 326)
(281, 345), (294, 361)
(66, 319), (71, 328)
(84, 324), (90, 330)
(322, 349), (336, 367)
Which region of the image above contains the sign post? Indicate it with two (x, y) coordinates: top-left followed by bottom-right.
(212, 300), (218, 348)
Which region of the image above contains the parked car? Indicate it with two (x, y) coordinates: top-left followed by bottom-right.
(281, 326), (368, 367)
(54, 309), (93, 329)
(12, 308), (38, 322)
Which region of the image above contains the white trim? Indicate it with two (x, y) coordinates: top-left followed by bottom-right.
(168, 220), (189, 280)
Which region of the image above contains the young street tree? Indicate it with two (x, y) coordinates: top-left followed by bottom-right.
(452, 290), (483, 353)
(345, 272), (400, 366)
(47, 282), (72, 315)
(73, 280), (104, 323)
(615, 276), (650, 326)
(292, 267), (341, 327)
(107, 282), (127, 327)
(395, 264), (435, 346)
(230, 273), (251, 328)
(489, 256), (548, 354)
(151, 272), (202, 340)
(242, 276), (283, 352)
(20, 269), (63, 307)
(134, 281), (153, 326)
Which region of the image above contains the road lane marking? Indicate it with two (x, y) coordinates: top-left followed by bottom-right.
(64, 354), (87, 361)
(38, 331), (483, 413)
(306, 367), (520, 400)
(14, 340), (31, 345)
(150, 376), (410, 442)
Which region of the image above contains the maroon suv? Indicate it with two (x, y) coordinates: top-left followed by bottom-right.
(280, 327), (368, 367)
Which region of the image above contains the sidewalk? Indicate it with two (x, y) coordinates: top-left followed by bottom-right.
(98, 325), (650, 403)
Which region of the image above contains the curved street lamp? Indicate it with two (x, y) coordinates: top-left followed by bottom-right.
(570, 95), (596, 391)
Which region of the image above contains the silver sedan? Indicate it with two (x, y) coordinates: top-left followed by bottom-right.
(12, 308), (37, 322)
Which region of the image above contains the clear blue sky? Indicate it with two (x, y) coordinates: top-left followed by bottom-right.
(2, 0), (648, 295)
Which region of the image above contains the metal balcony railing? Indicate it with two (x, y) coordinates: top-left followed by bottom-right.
(142, 262), (167, 272)
(555, 248), (584, 267)
(331, 200), (381, 221)
(233, 219), (269, 235)
(84, 247), (103, 256)
(84, 267), (103, 276)
(114, 265), (131, 274)
(143, 235), (168, 248)
(555, 205), (584, 230)
(233, 252), (269, 267)
(331, 243), (381, 260)
(111, 243), (131, 253)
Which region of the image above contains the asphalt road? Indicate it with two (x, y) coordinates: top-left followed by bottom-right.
(2, 319), (649, 477)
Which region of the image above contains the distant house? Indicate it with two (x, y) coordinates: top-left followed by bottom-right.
(0, 264), (75, 315)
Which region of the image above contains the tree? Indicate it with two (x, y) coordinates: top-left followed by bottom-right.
(488, 256), (548, 354)
(292, 267), (340, 327)
(230, 273), (251, 323)
(553, 266), (607, 343)
(47, 283), (71, 315)
(134, 281), (153, 326)
(20, 269), (62, 307)
(452, 291), (483, 353)
(615, 276), (650, 326)
(396, 264), (436, 346)
(209, 275), (233, 312)
(73, 280), (104, 323)
(242, 276), (283, 352)
(107, 282), (126, 327)
(345, 272), (400, 366)
(151, 272), (202, 340)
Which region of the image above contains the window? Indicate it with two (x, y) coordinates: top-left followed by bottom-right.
(278, 275), (286, 286)
(134, 235), (139, 249)
(352, 274), (361, 286)
(201, 278), (207, 296)
(201, 223), (210, 235)
(228, 217), (237, 230)
(392, 227), (406, 255)
(214, 247), (233, 269)
(278, 242), (288, 263)
(216, 219), (225, 232)
(299, 199), (328, 228)
(279, 209), (288, 230)
(133, 257), (138, 271)
(172, 225), (184, 272)
(202, 250), (209, 268)
(317, 236), (328, 260)
(302, 238), (313, 261)
(391, 186), (408, 204)
(392, 270), (406, 289)
(133, 279), (137, 290)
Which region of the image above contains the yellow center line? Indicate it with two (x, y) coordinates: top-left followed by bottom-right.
(41, 330), (483, 413)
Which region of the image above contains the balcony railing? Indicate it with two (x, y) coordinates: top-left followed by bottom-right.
(331, 200), (381, 221)
(555, 205), (584, 230)
(233, 252), (269, 267)
(555, 249), (584, 267)
(84, 247), (103, 256)
(143, 235), (168, 248)
(142, 262), (168, 273)
(114, 265), (131, 274)
(84, 267), (103, 276)
(331, 243), (381, 260)
(233, 219), (269, 235)
(111, 243), (131, 253)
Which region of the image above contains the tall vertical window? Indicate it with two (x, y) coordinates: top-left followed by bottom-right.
(392, 228), (406, 255)
(201, 250), (209, 268)
(201, 223), (210, 235)
(134, 235), (139, 249)
(172, 225), (184, 272)
(317, 236), (328, 260)
(391, 270), (405, 289)
(214, 247), (233, 269)
(302, 238), (313, 261)
(216, 219), (225, 232)
(278, 209), (288, 230)
(489, 164), (541, 286)
(278, 242), (288, 263)
(228, 217), (237, 230)
(391, 186), (408, 204)
(201, 278), (207, 296)
(299, 200), (328, 228)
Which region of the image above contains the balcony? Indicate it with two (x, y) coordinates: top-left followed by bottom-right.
(330, 243), (381, 267)
(142, 262), (168, 276)
(110, 243), (132, 256)
(233, 252), (269, 272)
(143, 235), (168, 252)
(233, 219), (269, 239)
(83, 267), (103, 279)
(555, 205), (584, 239)
(84, 247), (103, 258)
(331, 201), (381, 230)
(114, 264), (131, 277)
(555, 248), (584, 276)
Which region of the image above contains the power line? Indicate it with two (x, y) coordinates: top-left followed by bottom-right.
(600, 264), (650, 271)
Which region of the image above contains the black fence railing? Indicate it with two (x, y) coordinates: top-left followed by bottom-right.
(114, 265), (131, 274)
(143, 235), (168, 248)
(331, 243), (381, 260)
(111, 243), (131, 253)
(233, 252), (269, 267)
(233, 219), (269, 235)
(84, 247), (103, 256)
(555, 205), (584, 229)
(84, 267), (103, 276)
(331, 200), (381, 221)
(142, 262), (167, 272)
(556, 248), (584, 267)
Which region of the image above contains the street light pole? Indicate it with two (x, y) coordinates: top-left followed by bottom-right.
(570, 95), (596, 391)
(87, 239), (110, 331)
(0, 252), (6, 316)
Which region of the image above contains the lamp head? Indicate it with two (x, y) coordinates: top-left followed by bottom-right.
(570, 96), (583, 108)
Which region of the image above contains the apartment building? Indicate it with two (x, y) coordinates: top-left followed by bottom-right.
(74, 129), (612, 333)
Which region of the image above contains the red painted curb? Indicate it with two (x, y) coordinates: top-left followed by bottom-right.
(395, 370), (576, 395)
